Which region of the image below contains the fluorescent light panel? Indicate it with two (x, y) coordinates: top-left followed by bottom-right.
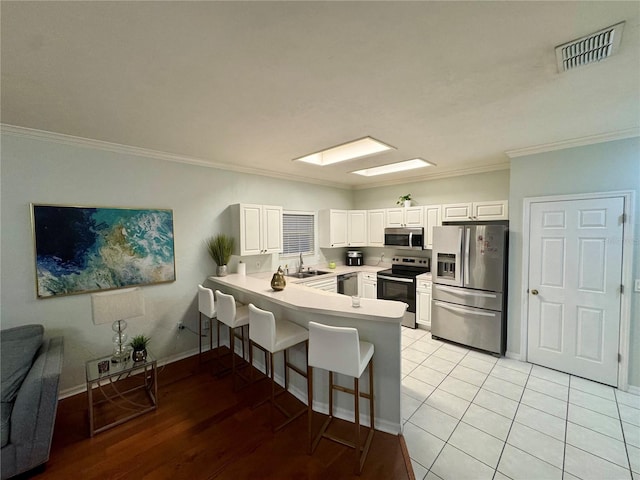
(352, 158), (434, 177)
(294, 136), (394, 166)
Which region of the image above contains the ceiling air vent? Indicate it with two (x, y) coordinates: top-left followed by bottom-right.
(555, 22), (625, 73)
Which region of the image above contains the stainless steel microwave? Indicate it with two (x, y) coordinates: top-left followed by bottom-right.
(384, 227), (424, 250)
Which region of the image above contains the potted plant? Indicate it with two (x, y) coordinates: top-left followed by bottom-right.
(206, 234), (235, 277)
(129, 334), (150, 362)
(397, 194), (412, 207)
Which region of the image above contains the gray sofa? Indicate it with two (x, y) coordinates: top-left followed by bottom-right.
(1, 325), (64, 480)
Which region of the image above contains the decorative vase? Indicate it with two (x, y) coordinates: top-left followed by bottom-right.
(271, 266), (286, 291)
(132, 348), (147, 362)
(404, 200), (411, 208)
(217, 265), (228, 277)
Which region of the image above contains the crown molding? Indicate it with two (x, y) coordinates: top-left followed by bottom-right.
(505, 128), (640, 158)
(0, 124), (351, 190)
(351, 161), (511, 190)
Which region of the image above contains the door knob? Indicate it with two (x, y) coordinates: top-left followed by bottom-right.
(531, 289), (539, 295)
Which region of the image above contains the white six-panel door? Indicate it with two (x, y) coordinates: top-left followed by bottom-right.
(527, 197), (624, 386)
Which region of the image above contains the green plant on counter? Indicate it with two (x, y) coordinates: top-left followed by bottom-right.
(396, 194), (412, 205)
(129, 334), (151, 351)
(206, 234), (235, 266)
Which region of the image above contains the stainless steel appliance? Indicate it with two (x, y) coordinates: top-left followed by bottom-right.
(337, 272), (358, 296)
(346, 250), (363, 266)
(384, 227), (424, 250)
(431, 224), (507, 354)
(377, 256), (430, 328)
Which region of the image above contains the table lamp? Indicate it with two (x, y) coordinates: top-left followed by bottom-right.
(91, 287), (145, 363)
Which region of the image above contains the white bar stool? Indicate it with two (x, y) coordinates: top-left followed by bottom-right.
(248, 303), (309, 432)
(307, 321), (375, 475)
(215, 290), (250, 390)
(197, 285), (216, 363)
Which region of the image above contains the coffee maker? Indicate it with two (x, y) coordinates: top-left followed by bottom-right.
(346, 250), (363, 266)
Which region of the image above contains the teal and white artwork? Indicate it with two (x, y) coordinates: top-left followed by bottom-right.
(32, 204), (176, 298)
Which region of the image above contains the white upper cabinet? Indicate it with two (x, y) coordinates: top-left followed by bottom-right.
(423, 205), (442, 250)
(386, 206), (424, 227)
(474, 200), (508, 220)
(367, 209), (386, 247)
(232, 203), (283, 256)
(319, 209), (368, 248)
(442, 200), (508, 222)
(319, 209), (348, 248)
(348, 210), (368, 247)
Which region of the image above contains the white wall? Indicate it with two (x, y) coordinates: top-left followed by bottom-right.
(353, 170), (510, 209)
(0, 132), (353, 393)
(508, 137), (640, 387)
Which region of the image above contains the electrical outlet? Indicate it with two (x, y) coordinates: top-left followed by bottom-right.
(635, 279), (640, 292)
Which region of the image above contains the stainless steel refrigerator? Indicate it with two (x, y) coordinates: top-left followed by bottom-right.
(431, 224), (508, 355)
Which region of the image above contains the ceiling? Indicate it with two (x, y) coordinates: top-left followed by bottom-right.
(2, 1), (639, 189)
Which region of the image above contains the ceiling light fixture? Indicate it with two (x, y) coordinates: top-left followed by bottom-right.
(352, 158), (435, 177)
(293, 136), (395, 166)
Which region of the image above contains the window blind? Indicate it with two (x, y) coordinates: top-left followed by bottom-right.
(282, 213), (314, 255)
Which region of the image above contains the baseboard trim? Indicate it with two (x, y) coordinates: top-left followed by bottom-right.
(626, 384), (640, 396)
(60, 347), (403, 435)
(504, 351), (523, 361)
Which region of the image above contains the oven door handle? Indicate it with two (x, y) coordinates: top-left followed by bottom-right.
(433, 301), (497, 317)
(377, 275), (414, 284)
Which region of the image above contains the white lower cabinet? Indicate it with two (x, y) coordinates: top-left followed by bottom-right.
(302, 276), (337, 293)
(360, 272), (377, 299)
(416, 279), (432, 329)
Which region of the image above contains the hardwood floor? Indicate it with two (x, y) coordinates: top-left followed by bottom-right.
(32, 352), (413, 479)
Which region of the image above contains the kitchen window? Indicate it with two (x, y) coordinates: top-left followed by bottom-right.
(282, 212), (315, 255)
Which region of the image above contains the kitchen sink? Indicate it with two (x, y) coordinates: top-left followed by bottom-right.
(285, 270), (330, 279)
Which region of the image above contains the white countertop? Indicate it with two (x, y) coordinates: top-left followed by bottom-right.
(416, 272), (433, 281)
(207, 272), (406, 323)
(280, 264), (389, 284)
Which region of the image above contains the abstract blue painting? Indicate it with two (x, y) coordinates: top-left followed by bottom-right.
(32, 204), (176, 298)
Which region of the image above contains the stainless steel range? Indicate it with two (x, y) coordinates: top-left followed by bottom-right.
(377, 256), (430, 328)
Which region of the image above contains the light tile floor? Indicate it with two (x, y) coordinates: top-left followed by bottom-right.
(400, 327), (640, 480)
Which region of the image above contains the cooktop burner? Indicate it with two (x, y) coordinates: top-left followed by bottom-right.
(379, 255), (430, 278)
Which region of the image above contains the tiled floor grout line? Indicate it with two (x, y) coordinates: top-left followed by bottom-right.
(614, 388), (634, 474)
(423, 348), (492, 476)
(563, 375), (572, 479)
(490, 362), (533, 480)
(401, 333), (639, 480)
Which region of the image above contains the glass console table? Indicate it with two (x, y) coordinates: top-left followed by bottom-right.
(85, 353), (158, 437)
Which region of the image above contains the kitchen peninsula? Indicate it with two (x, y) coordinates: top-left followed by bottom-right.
(206, 273), (407, 434)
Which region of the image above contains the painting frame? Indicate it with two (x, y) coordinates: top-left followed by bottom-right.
(31, 203), (176, 298)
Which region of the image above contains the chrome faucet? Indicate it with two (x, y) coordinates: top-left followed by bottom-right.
(298, 252), (304, 273)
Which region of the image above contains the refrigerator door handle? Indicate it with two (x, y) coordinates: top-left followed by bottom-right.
(434, 301), (497, 317)
(456, 227), (464, 285)
(434, 285), (498, 298)
(464, 227), (471, 286)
